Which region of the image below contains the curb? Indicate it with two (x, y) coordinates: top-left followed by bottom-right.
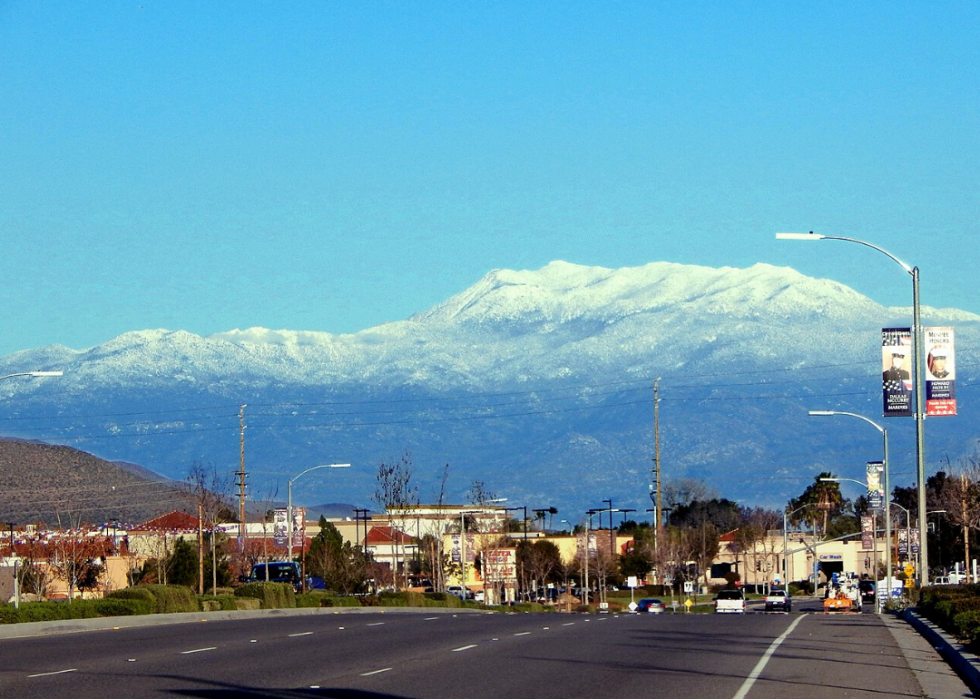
(903, 608), (980, 695)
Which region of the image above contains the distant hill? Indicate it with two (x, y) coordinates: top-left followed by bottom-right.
(0, 438), (198, 527)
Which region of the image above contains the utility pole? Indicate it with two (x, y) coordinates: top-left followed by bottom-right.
(653, 378), (662, 557)
(237, 404), (248, 556)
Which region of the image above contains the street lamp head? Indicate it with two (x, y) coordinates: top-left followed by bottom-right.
(819, 478), (840, 482)
(808, 410), (836, 416)
(28, 371), (63, 377)
(318, 463), (351, 468)
(776, 231), (824, 241)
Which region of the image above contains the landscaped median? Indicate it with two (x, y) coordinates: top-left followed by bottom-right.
(0, 584), (511, 624)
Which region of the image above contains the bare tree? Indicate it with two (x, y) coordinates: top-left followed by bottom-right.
(939, 454), (980, 581)
(187, 461), (232, 594)
(374, 452), (419, 589)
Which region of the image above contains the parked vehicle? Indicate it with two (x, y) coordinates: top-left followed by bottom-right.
(447, 585), (473, 600)
(714, 589), (746, 614)
(248, 562), (302, 592)
(636, 597), (666, 614)
(764, 589), (791, 612)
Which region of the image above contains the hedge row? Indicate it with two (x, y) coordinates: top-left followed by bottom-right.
(0, 597), (151, 624)
(1, 584), (494, 625)
(108, 584), (198, 614)
(918, 584), (980, 647)
(235, 582), (296, 610)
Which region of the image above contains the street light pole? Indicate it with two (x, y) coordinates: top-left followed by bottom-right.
(779, 231), (929, 584)
(809, 410), (892, 610)
(287, 463), (350, 571)
(0, 371), (64, 381)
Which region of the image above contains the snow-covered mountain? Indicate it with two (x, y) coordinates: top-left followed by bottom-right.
(1, 260), (977, 521)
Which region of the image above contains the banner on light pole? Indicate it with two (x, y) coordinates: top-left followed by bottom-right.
(273, 508), (287, 546)
(861, 515), (874, 551)
(867, 461), (884, 510)
(925, 326), (956, 416)
(882, 328), (913, 417)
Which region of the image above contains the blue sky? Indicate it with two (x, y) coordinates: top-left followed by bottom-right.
(1, 2), (977, 358)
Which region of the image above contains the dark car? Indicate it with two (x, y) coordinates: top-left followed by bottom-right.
(858, 580), (876, 605)
(636, 597), (666, 614)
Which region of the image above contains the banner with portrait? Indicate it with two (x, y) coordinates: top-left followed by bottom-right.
(924, 326), (956, 416)
(882, 328), (913, 417)
(898, 528), (909, 556)
(291, 507), (305, 549)
(273, 508), (288, 546)
(861, 515), (874, 551)
(866, 461), (884, 510)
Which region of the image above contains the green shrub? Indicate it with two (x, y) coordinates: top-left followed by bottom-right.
(0, 598), (151, 624)
(377, 591), (409, 607)
(235, 582), (296, 609)
(508, 603), (548, 613)
(88, 598), (152, 616)
(954, 610), (980, 648)
(199, 594), (239, 612)
(424, 592), (462, 608)
(108, 585), (197, 614)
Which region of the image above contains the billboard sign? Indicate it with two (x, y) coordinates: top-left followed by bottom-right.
(925, 326), (956, 416)
(485, 548), (518, 583)
(882, 328), (913, 417)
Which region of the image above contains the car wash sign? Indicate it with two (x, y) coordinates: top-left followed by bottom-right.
(882, 328), (913, 417)
(924, 326), (956, 416)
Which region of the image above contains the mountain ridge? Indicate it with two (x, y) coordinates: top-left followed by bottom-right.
(1, 260), (977, 517)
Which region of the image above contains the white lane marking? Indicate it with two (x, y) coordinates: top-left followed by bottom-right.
(28, 669), (77, 678)
(424, 616), (439, 620)
(731, 614), (806, 699)
(367, 622), (385, 627)
(452, 644), (478, 652)
(514, 632), (531, 636)
(361, 668), (393, 676)
(181, 647), (217, 655)
(289, 632), (313, 637)
(562, 622), (575, 626)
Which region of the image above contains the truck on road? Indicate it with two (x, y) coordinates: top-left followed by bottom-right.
(714, 588), (746, 614)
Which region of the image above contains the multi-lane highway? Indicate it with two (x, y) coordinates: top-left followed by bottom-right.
(0, 604), (962, 699)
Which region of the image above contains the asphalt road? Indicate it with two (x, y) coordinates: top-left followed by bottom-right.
(0, 605), (957, 699)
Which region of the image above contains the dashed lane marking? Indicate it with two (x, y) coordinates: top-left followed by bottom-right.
(28, 669), (77, 678)
(452, 644), (478, 652)
(289, 632), (313, 637)
(361, 668), (393, 676)
(181, 647), (217, 655)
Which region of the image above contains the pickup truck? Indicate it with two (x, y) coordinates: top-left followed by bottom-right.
(714, 588), (746, 614)
(764, 589), (791, 612)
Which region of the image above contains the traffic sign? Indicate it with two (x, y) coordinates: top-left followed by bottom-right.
(904, 564), (915, 577)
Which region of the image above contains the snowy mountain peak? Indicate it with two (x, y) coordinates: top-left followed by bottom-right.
(412, 260), (883, 326)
